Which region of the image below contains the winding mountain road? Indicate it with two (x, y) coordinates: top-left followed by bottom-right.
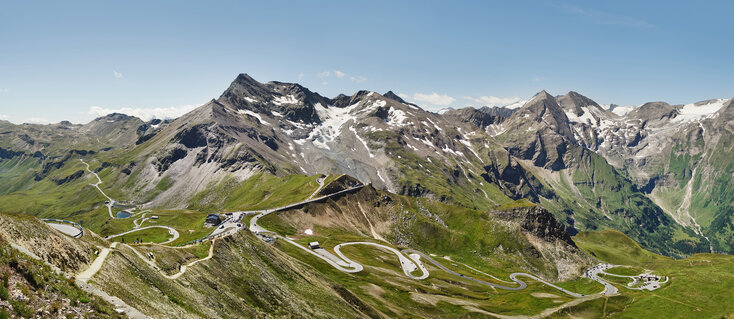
(247, 184), (620, 298)
(77, 242), (119, 282)
(80, 159), (116, 218)
(337, 242), (429, 279)
(106, 225), (180, 245)
(69, 162), (644, 312)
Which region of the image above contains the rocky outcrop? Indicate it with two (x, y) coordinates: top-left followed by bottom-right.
(443, 107), (503, 129)
(491, 205), (576, 248)
(51, 170), (84, 185)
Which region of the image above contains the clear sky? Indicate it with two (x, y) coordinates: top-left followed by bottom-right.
(1, 0), (733, 123)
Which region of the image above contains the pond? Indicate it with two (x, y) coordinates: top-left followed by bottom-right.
(116, 211), (132, 218)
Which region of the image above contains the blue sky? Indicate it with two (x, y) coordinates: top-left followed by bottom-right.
(1, 0), (733, 123)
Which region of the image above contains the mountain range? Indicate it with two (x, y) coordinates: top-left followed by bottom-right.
(2, 73), (734, 317)
(2, 73), (732, 257)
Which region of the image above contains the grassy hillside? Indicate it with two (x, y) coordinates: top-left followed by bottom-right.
(571, 230), (734, 318)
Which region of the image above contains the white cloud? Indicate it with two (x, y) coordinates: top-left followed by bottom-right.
(24, 117), (51, 124)
(298, 73), (304, 80)
(0, 114), (8, 120)
(532, 76), (545, 82)
(113, 70), (123, 78)
(463, 95), (521, 107)
(88, 104), (200, 121)
(317, 71), (331, 78)
(403, 92), (456, 106)
(0, 88), (9, 93)
(334, 70), (346, 78)
(349, 76), (367, 83)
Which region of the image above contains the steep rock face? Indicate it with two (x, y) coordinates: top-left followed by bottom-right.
(442, 107), (503, 130)
(489, 205), (591, 280)
(478, 105), (516, 118)
(491, 206), (576, 247)
(480, 152), (555, 202)
(492, 91), (576, 170)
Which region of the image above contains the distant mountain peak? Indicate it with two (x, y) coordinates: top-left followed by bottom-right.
(234, 73), (258, 84)
(533, 90), (553, 100)
(627, 101), (676, 121)
(557, 91), (601, 116)
(511, 90), (575, 139)
(383, 91), (407, 104)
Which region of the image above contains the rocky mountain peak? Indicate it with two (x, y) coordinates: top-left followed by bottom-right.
(332, 90), (377, 108)
(557, 91), (600, 116)
(517, 91), (573, 136)
(383, 91), (407, 104)
(532, 90), (554, 101)
(217, 74), (330, 124)
(442, 107), (502, 129)
(627, 101), (677, 121)
(218, 73), (271, 106)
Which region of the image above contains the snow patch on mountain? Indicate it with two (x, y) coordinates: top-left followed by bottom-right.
(387, 107), (409, 126)
(459, 139), (482, 162)
(504, 100), (528, 109)
(299, 102), (368, 150)
(565, 108), (596, 125)
(243, 96), (259, 104)
(238, 109), (270, 126)
(609, 105), (635, 116)
(442, 144), (464, 157)
(672, 99), (727, 123)
(349, 126), (375, 158)
(272, 94), (299, 105)
(426, 118), (442, 131)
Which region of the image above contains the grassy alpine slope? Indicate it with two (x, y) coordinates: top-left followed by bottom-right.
(568, 230), (734, 318)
